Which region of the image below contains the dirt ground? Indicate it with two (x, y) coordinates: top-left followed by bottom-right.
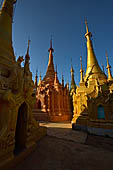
(13, 122), (113, 170)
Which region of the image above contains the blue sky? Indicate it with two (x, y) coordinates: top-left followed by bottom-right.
(3, 0), (113, 85)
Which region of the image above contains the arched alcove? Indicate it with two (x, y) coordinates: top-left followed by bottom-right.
(14, 102), (28, 154)
(97, 105), (105, 119)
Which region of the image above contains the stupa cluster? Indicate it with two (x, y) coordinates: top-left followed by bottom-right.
(0, 0), (113, 168)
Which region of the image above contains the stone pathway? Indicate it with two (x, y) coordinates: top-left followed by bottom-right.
(39, 122), (87, 143)
(13, 122), (113, 170)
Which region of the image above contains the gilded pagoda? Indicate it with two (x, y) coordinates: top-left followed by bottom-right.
(72, 21), (113, 137)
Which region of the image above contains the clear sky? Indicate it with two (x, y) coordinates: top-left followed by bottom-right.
(2, 0), (113, 85)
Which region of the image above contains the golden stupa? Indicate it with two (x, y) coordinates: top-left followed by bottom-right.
(72, 21), (113, 137)
(0, 0), (46, 168)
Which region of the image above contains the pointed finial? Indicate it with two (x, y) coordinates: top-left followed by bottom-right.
(50, 35), (52, 49)
(56, 64), (57, 73)
(106, 51), (109, 64)
(106, 51), (108, 59)
(106, 51), (113, 80)
(106, 51), (111, 68)
(70, 58), (74, 73)
(54, 65), (59, 84)
(48, 36), (54, 52)
(85, 19), (92, 38)
(80, 56), (82, 65)
(80, 56), (84, 82)
(85, 19), (89, 34)
(35, 69), (38, 88)
(62, 72), (64, 86)
(27, 38), (31, 54)
(80, 56), (83, 70)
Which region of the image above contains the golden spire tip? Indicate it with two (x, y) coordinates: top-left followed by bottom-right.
(85, 19), (89, 34)
(105, 51), (108, 59)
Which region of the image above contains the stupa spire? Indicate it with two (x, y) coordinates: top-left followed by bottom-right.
(43, 37), (55, 83)
(56, 64), (57, 74)
(35, 69), (38, 89)
(54, 64), (59, 84)
(84, 20), (106, 82)
(0, 0), (17, 62)
(48, 37), (54, 65)
(27, 39), (30, 55)
(25, 39), (30, 59)
(62, 72), (64, 86)
(85, 20), (89, 34)
(70, 60), (76, 91)
(80, 56), (84, 82)
(24, 39), (30, 72)
(106, 52), (113, 81)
